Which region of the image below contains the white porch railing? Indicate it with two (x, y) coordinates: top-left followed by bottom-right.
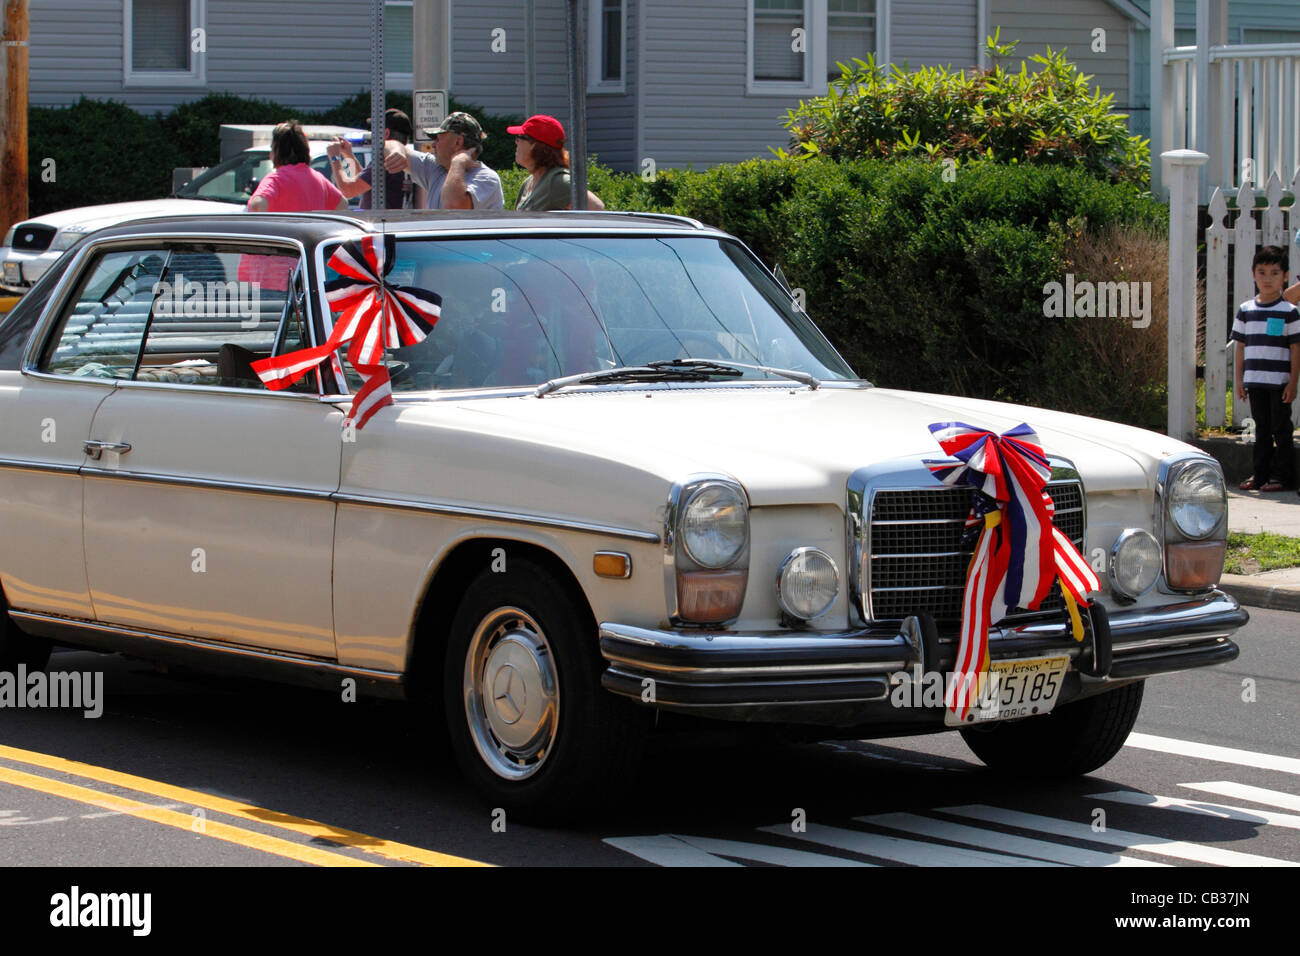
(1162, 42), (1300, 201)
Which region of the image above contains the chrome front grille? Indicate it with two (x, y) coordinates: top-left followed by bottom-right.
(866, 481), (1086, 629)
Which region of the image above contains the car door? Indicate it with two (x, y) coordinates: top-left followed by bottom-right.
(0, 249), (111, 620)
(78, 239), (344, 657)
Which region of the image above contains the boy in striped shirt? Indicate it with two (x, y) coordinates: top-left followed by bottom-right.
(1236, 246), (1300, 491)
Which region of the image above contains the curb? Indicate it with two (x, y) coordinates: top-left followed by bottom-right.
(1219, 574), (1300, 612)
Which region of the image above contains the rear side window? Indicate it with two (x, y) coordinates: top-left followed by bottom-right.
(36, 243), (313, 390)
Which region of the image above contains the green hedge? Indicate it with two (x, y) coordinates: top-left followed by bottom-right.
(28, 92), (522, 215)
(594, 156), (1168, 428)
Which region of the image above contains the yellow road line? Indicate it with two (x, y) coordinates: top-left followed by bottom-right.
(0, 765), (376, 867)
(0, 743), (488, 867)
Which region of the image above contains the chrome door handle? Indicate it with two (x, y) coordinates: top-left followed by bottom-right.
(83, 440), (132, 460)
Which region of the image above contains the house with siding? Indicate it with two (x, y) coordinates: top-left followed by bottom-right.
(34, 1), (1281, 173)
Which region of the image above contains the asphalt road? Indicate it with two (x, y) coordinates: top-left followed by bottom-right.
(0, 608), (1296, 869)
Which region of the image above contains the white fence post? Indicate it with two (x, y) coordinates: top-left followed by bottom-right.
(1164, 149), (1209, 441)
(1231, 178), (1258, 427)
(1205, 188), (1229, 427)
(1151, 0), (1175, 196)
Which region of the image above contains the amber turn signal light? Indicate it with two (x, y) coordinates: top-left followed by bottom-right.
(593, 551), (631, 579)
(677, 570), (746, 623)
(1165, 541), (1226, 590)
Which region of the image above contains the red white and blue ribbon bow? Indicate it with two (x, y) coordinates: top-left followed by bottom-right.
(252, 235), (441, 430)
(925, 422), (1101, 721)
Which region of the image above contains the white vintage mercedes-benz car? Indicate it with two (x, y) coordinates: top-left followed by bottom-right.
(0, 210), (1246, 818)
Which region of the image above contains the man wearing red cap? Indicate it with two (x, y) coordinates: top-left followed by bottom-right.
(508, 114), (604, 211)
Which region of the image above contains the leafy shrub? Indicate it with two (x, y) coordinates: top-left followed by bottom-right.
(782, 34), (1150, 188)
(28, 98), (185, 214)
(162, 92), (294, 167)
(599, 155), (1166, 427)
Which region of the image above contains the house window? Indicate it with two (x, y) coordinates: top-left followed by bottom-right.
(385, 0), (414, 86)
(123, 0), (205, 87)
(588, 0), (626, 93)
(827, 0), (875, 80)
(753, 0), (808, 83)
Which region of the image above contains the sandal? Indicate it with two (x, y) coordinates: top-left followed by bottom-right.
(1260, 480), (1285, 492)
(1239, 477), (1259, 490)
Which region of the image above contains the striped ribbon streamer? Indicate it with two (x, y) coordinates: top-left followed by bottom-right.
(926, 422), (1101, 721)
(252, 235), (441, 430)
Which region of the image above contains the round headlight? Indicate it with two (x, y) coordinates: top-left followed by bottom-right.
(777, 548), (839, 620)
(681, 483), (747, 568)
(1168, 462), (1226, 539)
(1109, 528), (1162, 600)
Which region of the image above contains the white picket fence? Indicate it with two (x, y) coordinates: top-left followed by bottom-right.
(1161, 43), (1300, 201)
(1203, 170), (1300, 428)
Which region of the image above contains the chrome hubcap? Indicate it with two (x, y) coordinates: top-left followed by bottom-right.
(463, 607), (558, 780)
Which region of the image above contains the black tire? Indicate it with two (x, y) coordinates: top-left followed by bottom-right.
(0, 589), (51, 671)
(960, 680), (1144, 777)
(442, 558), (648, 822)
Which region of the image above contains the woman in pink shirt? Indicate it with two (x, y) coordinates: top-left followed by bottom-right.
(247, 121), (348, 212)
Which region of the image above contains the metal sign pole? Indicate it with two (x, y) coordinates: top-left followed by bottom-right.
(565, 0), (588, 210)
(525, 0), (537, 117)
(371, 0), (386, 211)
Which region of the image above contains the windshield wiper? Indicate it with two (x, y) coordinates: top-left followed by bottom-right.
(534, 361), (742, 397)
(647, 358), (820, 389)
(533, 357), (820, 397)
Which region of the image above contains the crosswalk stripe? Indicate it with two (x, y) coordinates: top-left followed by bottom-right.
(670, 834), (874, 867)
(603, 835), (743, 867)
(856, 812), (1169, 867)
(761, 822), (1064, 867)
(602, 833), (875, 867)
(1181, 781), (1300, 813)
(1093, 790), (1300, 830)
(1125, 733), (1300, 775)
(942, 804), (1299, 867)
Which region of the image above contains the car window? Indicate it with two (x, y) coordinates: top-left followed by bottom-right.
(325, 235), (855, 392)
(178, 148), (371, 206)
(180, 151), (273, 204)
(38, 243), (315, 391)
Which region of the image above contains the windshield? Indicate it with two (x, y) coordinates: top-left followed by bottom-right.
(177, 149), (368, 204)
(327, 234), (856, 392)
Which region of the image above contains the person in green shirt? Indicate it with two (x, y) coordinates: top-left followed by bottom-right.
(508, 114), (605, 211)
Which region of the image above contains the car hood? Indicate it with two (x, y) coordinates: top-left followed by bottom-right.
(18, 198), (240, 232)
(402, 384), (1199, 507)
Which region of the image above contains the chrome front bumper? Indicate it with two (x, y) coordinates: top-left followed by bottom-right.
(598, 592), (1246, 725)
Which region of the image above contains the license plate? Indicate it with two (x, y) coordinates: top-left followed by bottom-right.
(2, 261), (20, 286)
(943, 656), (1069, 726)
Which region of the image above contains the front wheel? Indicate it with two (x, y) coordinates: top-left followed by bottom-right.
(960, 680), (1144, 777)
(442, 559), (647, 821)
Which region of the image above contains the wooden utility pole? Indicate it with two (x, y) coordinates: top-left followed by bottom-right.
(1, 0), (29, 233)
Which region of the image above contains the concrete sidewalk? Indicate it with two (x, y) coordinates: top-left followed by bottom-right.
(1220, 489), (1300, 612)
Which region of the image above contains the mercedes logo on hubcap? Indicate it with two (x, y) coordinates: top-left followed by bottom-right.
(492, 664), (525, 724)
